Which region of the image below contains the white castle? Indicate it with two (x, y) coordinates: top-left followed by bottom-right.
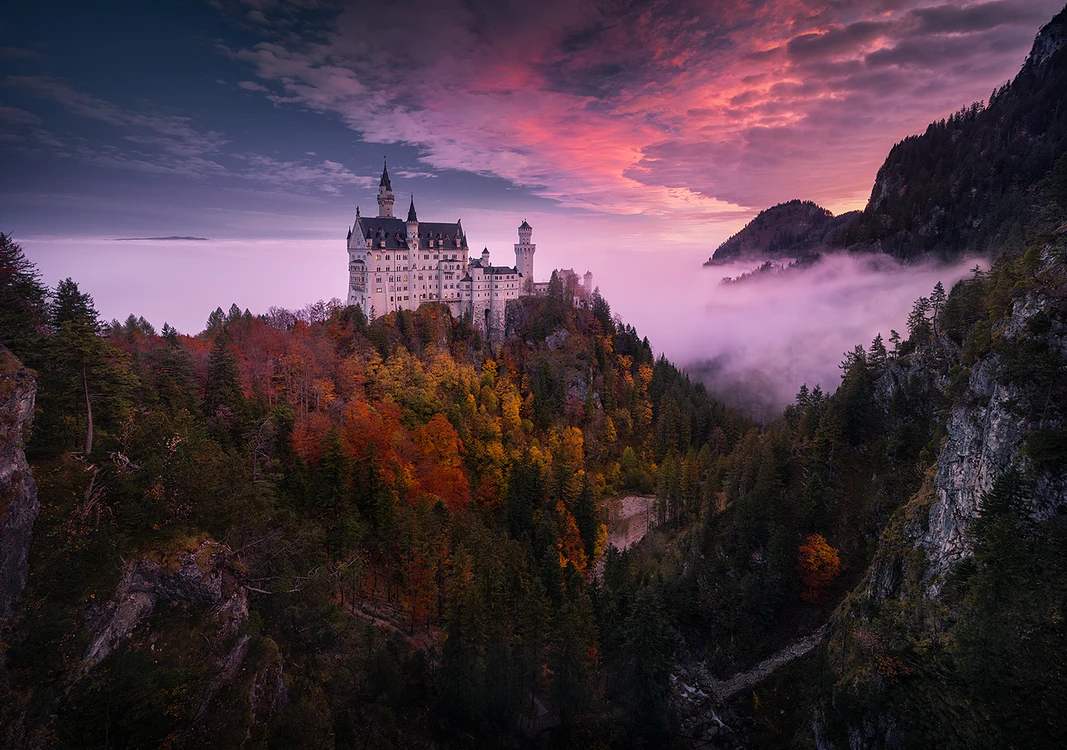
(346, 162), (593, 338)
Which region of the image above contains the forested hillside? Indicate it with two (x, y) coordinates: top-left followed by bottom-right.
(707, 6), (1067, 266)
(2, 161), (1067, 747)
(703, 200), (855, 266)
(0, 239), (752, 747)
(661, 143), (1067, 747)
(839, 6), (1067, 261)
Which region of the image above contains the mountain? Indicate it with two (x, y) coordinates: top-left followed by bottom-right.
(841, 5), (1067, 261)
(674, 223), (1067, 746)
(703, 200), (858, 266)
(708, 6), (1067, 266)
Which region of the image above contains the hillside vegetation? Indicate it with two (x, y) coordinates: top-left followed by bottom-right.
(707, 6), (1067, 266)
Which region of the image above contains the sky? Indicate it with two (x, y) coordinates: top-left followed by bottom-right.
(1, 0), (1061, 404)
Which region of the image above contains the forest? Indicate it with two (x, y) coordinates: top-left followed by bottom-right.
(5, 179), (1064, 745)
(1, 36), (1066, 742)
(2, 239), (756, 746)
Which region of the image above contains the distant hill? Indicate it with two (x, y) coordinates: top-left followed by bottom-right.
(708, 5), (1067, 266)
(703, 200), (857, 266)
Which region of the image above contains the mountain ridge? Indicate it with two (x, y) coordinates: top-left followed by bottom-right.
(707, 5), (1067, 266)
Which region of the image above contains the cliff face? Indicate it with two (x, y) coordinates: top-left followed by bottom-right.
(920, 291), (1067, 591)
(819, 248), (1067, 747)
(0, 347), (38, 623)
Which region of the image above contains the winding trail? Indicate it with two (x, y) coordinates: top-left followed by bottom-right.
(698, 623), (829, 701)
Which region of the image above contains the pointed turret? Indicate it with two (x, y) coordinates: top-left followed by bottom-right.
(377, 158), (394, 218)
(407, 195), (418, 223)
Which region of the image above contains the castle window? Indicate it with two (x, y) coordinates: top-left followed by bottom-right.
(376, 287), (383, 293)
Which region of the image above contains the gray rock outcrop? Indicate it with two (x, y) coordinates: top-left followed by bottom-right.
(83, 538), (247, 671)
(0, 347), (39, 623)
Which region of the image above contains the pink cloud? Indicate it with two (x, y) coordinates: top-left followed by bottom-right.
(224, 0), (1062, 220)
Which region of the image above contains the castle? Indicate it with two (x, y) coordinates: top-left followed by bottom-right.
(346, 163), (593, 337)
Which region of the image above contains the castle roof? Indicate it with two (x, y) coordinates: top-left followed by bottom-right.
(379, 161), (391, 190)
(519, 219), (531, 229)
(466, 257), (519, 276)
(357, 216), (468, 251)
(407, 195), (418, 223)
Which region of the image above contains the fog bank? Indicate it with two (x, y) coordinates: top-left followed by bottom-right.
(599, 252), (979, 420)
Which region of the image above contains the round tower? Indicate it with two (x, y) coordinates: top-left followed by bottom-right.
(514, 219), (535, 294)
(377, 159), (394, 218)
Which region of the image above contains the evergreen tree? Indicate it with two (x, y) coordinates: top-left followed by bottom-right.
(907, 296), (933, 342)
(0, 232), (47, 358)
(43, 279), (133, 455)
(622, 585), (673, 740)
(205, 306), (225, 332)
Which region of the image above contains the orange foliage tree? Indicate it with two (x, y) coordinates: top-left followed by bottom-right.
(796, 533), (841, 602)
(413, 413), (470, 512)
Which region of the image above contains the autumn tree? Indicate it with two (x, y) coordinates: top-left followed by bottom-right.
(796, 533), (841, 602)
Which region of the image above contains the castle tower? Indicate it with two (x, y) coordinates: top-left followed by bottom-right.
(514, 219), (535, 293)
(406, 195), (419, 249)
(584, 270), (593, 297)
(377, 160), (394, 218)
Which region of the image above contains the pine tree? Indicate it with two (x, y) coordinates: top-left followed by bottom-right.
(45, 279), (133, 455)
(204, 329), (246, 439)
(907, 296), (933, 342)
(623, 586), (672, 740)
(205, 306), (225, 332)
(0, 232), (47, 358)
(868, 333), (888, 372)
(930, 281), (948, 333)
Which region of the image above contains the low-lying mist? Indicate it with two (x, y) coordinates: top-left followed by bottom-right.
(603, 252), (979, 421)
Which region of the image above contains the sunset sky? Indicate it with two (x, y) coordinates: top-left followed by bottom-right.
(1, 0), (1061, 339)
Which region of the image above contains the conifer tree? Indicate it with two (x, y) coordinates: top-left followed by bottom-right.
(45, 278), (133, 455)
(0, 232), (47, 358)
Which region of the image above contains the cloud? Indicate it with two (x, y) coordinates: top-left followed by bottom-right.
(2, 75), (379, 195)
(0, 47), (42, 60)
(630, 253), (981, 420)
(218, 0), (1062, 218)
(0, 106), (42, 126)
(114, 236), (211, 241)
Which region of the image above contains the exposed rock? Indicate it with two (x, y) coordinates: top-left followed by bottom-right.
(0, 347), (39, 623)
(545, 327), (569, 351)
(83, 537), (247, 671)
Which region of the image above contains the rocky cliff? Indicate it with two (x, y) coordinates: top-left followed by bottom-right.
(814, 246), (1067, 747)
(0, 347), (38, 623)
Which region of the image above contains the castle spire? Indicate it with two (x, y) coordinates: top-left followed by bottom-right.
(407, 194), (418, 223)
(377, 158), (395, 218)
(380, 159), (391, 190)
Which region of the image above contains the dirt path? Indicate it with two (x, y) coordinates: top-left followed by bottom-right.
(695, 623), (829, 701)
